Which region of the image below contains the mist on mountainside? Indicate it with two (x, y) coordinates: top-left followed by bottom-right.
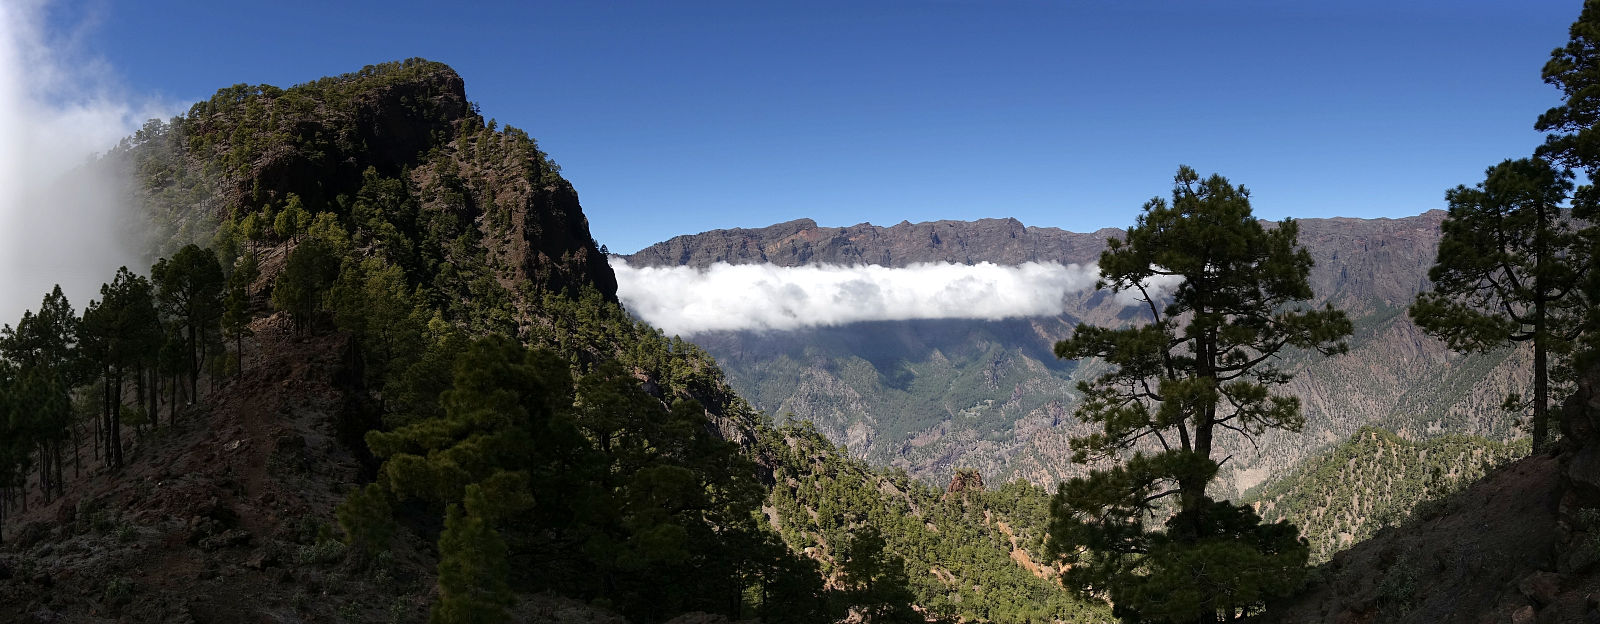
(612, 258), (1184, 336)
(0, 0), (166, 322)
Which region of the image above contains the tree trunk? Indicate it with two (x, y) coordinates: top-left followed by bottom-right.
(1180, 329), (1219, 532)
(151, 368), (159, 429)
(189, 324), (199, 404)
(136, 363), (149, 435)
(1532, 202), (1550, 454)
(170, 371), (179, 425)
(34, 444), (47, 504)
(88, 402), (98, 463)
(99, 371), (110, 464)
(1534, 310), (1548, 453)
(53, 440), (62, 498)
(111, 370), (124, 471)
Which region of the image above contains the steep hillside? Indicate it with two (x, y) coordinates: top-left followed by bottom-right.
(760, 423), (1113, 623)
(624, 214), (1530, 490)
(0, 60), (1101, 623)
(1254, 367), (1600, 624)
(0, 319), (428, 622)
(0, 58), (645, 624)
(1243, 427), (1526, 562)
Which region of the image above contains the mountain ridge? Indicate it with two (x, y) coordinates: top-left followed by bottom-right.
(620, 209), (1525, 501)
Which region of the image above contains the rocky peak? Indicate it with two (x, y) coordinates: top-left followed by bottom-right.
(945, 468), (985, 501)
(181, 59), (470, 215)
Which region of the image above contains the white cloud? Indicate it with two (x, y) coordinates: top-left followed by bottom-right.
(0, 0), (169, 323)
(613, 259), (1107, 336)
(1108, 272), (1186, 309)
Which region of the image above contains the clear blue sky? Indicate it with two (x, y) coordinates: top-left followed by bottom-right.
(60, 0), (1582, 253)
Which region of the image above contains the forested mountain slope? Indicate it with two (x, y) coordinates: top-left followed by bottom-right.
(623, 214), (1529, 493)
(1244, 426), (1526, 562)
(1254, 368), (1600, 624)
(0, 60), (1100, 623)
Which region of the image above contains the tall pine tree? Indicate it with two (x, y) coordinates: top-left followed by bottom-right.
(1408, 158), (1585, 452)
(1536, 0), (1600, 371)
(1048, 167), (1350, 624)
(152, 245), (225, 401)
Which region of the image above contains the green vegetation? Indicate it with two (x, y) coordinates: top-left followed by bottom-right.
(1048, 166), (1352, 623)
(347, 332), (786, 623)
(1409, 158), (1587, 452)
(0, 246), (226, 530)
(82, 268), (164, 470)
(1537, 1), (1600, 371)
(1245, 427), (1526, 562)
(151, 244), (225, 400)
(765, 421), (1113, 623)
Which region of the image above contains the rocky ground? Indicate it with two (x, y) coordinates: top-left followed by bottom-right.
(0, 314), (440, 623)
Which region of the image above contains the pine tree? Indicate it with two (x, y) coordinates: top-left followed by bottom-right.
(271, 238), (340, 334)
(240, 212), (266, 262)
(838, 527), (920, 623)
(1408, 158), (1586, 452)
(152, 245), (225, 401)
(234, 251), (260, 299)
(330, 256), (426, 406)
(1535, 0), (1600, 369)
(431, 500), (513, 624)
(1, 286), (83, 499)
(221, 274), (253, 377)
(274, 193), (313, 244)
(0, 362), (28, 541)
(1048, 167), (1350, 623)
(336, 482), (395, 556)
(357, 337), (556, 621)
(82, 268), (163, 470)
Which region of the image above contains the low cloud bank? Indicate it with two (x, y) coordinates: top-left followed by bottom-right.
(612, 259), (1107, 336)
(0, 0), (166, 323)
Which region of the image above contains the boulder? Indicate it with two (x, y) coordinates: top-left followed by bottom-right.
(52, 498), (76, 526)
(1518, 571), (1563, 607)
(243, 550), (277, 570)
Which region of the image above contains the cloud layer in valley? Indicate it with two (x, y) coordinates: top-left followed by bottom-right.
(0, 0), (166, 323)
(613, 259), (1113, 336)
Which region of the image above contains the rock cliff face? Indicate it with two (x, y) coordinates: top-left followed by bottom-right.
(628, 217), (1116, 268)
(175, 61), (469, 223)
(623, 211), (1527, 494)
(138, 58), (616, 303)
(626, 211), (1447, 311)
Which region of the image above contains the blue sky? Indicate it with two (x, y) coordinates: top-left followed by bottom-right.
(57, 0), (1583, 253)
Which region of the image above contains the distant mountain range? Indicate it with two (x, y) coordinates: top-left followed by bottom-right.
(623, 212), (1530, 494)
